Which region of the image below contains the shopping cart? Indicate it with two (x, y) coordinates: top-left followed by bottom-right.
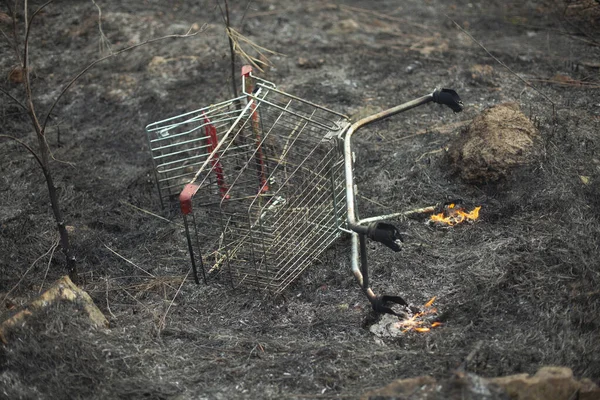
(145, 66), (462, 315)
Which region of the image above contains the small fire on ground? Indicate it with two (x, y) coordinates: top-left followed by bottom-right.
(430, 203), (481, 226)
(369, 297), (443, 338)
(395, 296), (442, 333)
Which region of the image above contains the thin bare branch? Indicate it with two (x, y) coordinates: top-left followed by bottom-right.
(445, 14), (555, 111)
(239, 0), (253, 28)
(39, 237), (60, 293)
(158, 267), (190, 334)
(1, 235), (59, 305)
(23, 1), (54, 139)
(0, 134), (45, 173)
(42, 26), (207, 132)
(103, 243), (155, 278)
(0, 86), (27, 111)
(91, 0), (112, 54)
(120, 200), (172, 223)
(227, 27), (280, 72)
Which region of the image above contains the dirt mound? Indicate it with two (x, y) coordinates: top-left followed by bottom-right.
(447, 103), (539, 183)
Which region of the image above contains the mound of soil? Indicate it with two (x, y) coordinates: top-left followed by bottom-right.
(447, 102), (539, 183)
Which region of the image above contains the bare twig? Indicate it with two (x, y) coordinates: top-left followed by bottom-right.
(105, 276), (117, 320)
(91, 0), (112, 54)
(0, 134), (45, 172)
(0, 87), (27, 111)
(416, 148), (444, 162)
(103, 243), (155, 278)
(358, 193), (391, 210)
(227, 27), (279, 72)
(444, 14), (555, 114)
(238, 0), (254, 29)
(528, 77), (600, 89)
(119, 200), (172, 223)
(339, 4), (430, 31)
(217, 0), (239, 100)
(39, 237), (59, 292)
(158, 267), (190, 334)
(1, 235), (59, 305)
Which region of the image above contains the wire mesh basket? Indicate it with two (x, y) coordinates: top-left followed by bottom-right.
(146, 66), (463, 313)
(147, 67), (350, 293)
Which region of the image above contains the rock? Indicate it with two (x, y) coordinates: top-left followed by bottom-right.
(361, 376), (437, 400)
(447, 102), (539, 183)
(0, 275), (108, 344)
(489, 366), (600, 400)
(362, 372), (509, 400)
(362, 366), (600, 400)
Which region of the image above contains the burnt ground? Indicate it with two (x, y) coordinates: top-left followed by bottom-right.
(1, 0), (600, 399)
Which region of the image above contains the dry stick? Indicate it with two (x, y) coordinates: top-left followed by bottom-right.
(0, 134), (45, 171)
(105, 277), (117, 320)
(444, 14), (555, 117)
(158, 267), (191, 334)
(1, 235), (59, 305)
(91, 0), (112, 54)
(39, 236), (59, 293)
(415, 148), (444, 162)
(223, 0), (239, 100)
(338, 4), (431, 31)
(238, 0), (254, 28)
(103, 243), (155, 278)
(529, 78), (600, 89)
(118, 285), (156, 316)
(358, 193), (392, 210)
(120, 200), (172, 223)
(227, 28), (280, 72)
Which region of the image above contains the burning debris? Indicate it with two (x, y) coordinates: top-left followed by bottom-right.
(369, 296), (443, 338)
(429, 202), (481, 226)
(395, 296), (443, 333)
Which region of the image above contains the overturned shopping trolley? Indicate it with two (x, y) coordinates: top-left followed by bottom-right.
(145, 66), (462, 315)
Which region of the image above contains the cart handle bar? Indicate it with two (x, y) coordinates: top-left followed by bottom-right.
(343, 88), (462, 313)
(344, 87), (462, 234)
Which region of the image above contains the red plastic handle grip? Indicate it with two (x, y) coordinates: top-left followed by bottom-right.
(180, 184), (200, 215)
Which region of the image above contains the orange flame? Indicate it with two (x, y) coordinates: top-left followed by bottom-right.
(424, 296), (437, 308)
(395, 296), (443, 333)
(430, 204), (481, 226)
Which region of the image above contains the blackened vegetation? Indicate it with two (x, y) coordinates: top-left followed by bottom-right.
(1, 1), (599, 399)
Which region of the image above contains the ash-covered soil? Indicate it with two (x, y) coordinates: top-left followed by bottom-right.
(1, 1), (599, 399)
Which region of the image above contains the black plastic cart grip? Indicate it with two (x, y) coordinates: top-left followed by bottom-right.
(433, 88), (463, 112)
(367, 222), (403, 252)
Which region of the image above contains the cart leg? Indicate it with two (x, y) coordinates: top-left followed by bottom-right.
(359, 233), (369, 290)
(183, 213), (204, 284)
(351, 232), (409, 317)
